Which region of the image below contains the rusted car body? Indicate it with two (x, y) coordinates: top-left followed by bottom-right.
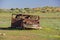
(11, 14), (40, 29)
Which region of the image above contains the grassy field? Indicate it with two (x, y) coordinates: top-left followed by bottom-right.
(0, 13), (11, 27)
(0, 13), (60, 40)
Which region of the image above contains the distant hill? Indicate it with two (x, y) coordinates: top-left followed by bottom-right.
(0, 6), (60, 14)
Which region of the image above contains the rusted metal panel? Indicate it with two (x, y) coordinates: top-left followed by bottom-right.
(11, 14), (40, 29)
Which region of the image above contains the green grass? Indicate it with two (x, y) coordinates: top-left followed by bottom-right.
(0, 13), (11, 27)
(0, 13), (60, 40)
(40, 18), (60, 29)
(40, 12), (60, 17)
(0, 29), (60, 40)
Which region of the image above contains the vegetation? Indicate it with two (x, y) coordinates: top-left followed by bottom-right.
(0, 6), (60, 14)
(0, 6), (60, 40)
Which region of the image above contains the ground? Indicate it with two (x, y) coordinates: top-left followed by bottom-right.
(0, 28), (60, 40)
(0, 13), (60, 40)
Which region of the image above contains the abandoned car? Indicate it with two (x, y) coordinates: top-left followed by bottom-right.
(11, 14), (40, 29)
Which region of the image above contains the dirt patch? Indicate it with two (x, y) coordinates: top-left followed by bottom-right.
(0, 21), (6, 24)
(6, 35), (32, 40)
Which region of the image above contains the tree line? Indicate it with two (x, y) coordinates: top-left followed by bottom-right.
(0, 6), (60, 14)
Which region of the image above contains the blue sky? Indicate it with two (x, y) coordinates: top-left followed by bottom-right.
(0, 0), (60, 8)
